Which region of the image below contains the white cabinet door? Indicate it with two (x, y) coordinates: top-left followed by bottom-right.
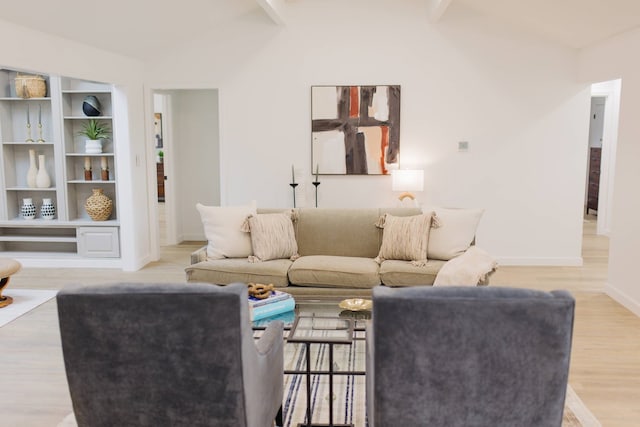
(77, 226), (119, 258)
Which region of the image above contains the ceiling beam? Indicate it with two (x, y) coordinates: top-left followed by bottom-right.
(429, 0), (454, 23)
(255, 0), (286, 25)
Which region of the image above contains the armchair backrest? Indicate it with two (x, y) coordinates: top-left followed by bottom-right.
(368, 285), (575, 427)
(57, 282), (257, 427)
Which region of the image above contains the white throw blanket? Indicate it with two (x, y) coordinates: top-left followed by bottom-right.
(433, 246), (497, 286)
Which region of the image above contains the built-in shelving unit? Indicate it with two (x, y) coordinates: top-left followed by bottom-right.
(0, 68), (120, 262)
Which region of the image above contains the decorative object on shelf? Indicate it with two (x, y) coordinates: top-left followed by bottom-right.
(25, 104), (34, 142)
(85, 188), (113, 221)
(311, 85), (401, 175)
(20, 198), (36, 220)
(312, 163), (321, 208)
(40, 198), (56, 220)
(37, 104), (45, 142)
(100, 156), (109, 180)
(36, 154), (51, 188)
(157, 150), (164, 163)
(78, 119), (110, 154)
(82, 95), (102, 116)
(290, 164), (298, 208)
(84, 157), (92, 181)
(14, 73), (46, 99)
(27, 149), (38, 188)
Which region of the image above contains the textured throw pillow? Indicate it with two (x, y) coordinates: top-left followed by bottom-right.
(242, 211), (299, 262)
(374, 212), (434, 266)
(427, 207), (484, 261)
(196, 201), (257, 260)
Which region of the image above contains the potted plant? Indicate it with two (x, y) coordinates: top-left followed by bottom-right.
(79, 119), (111, 154)
(157, 150), (164, 163)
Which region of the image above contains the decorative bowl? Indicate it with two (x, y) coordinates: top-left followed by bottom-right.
(339, 298), (372, 312)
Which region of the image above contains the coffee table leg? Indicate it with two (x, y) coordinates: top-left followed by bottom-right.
(306, 342), (312, 427)
(329, 343), (334, 426)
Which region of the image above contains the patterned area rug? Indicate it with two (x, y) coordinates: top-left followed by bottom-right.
(58, 336), (601, 427)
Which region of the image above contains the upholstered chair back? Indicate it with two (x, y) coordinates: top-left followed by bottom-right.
(367, 285), (575, 427)
(57, 282), (283, 427)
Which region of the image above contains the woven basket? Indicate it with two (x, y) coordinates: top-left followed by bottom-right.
(15, 74), (47, 98)
(85, 188), (113, 221)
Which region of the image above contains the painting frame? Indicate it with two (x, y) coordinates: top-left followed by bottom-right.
(154, 112), (163, 148)
(311, 85), (400, 175)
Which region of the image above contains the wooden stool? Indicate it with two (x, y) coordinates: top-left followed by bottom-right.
(0, 258), (22, 308)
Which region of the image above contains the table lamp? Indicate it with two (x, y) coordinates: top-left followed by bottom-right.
(391, 169), (424, 203)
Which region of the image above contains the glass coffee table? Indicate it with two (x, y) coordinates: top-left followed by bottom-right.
(253, 300), (370, 427)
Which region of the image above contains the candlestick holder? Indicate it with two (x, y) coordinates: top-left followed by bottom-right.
(37, 123), (45, 142)
(289, 183), (299, 208)
(25, 123), (34, 142)
(312, 181), (320, 208)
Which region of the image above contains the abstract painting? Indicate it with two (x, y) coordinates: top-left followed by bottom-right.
(311, 85), (400, 175)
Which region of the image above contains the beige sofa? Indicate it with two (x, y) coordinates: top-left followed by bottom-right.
(186, 207), (495, 298)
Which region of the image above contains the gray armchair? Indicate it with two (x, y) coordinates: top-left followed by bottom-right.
(367, 286), (575, 427)
(57, 282), (283, 427)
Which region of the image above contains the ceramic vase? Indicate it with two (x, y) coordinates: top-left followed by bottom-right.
(26, 149), (38, 188)
(40, 198), (56, 220)
(35, 154), (51, 188)
(85, 188), (113, 221)
(85, 139), (103, 154)
(21, 198), (36, 220)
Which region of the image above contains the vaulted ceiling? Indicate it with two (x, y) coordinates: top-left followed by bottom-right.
(1, 0), (639, 61)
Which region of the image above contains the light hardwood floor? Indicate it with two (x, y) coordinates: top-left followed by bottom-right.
(1, 216), (639, 426)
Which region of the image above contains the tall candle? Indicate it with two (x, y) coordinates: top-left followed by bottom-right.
(38, 104), (42, 125)
(101, 156), (108, 170)
(26, 104), (30, 125)
(315, 164), (319, 182)
(291, 165), (296, 184)
(84, 157), (91, 170)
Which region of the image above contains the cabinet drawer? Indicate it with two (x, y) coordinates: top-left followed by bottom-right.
(77, 226), (120, 258)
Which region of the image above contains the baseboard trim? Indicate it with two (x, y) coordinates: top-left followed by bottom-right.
(495, 257), (583, 266)
(604, 283), (640, 317)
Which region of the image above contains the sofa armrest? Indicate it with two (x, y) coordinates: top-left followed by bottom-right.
(190, 245), (207, 265)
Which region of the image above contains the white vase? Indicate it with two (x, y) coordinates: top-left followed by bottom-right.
(26, 149), (38, 188)
(21, 198), (36, 220)
(85, 139), (103, 154)
(40, 198), (56, 220)
(36, 154), (51, 188)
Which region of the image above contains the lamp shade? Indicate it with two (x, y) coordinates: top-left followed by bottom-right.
(391, 169), (424, 192)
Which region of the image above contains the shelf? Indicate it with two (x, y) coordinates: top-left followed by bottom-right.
(0, 235), (76, 243)
(64, 115), (113, 120)
(0, 97), (51, 101)
(2, 141), (55, 145)
(68, 180), (115, 184)
(61, 89), (111, 94)
(66, 153), (114, 157)
(5, 187), (57, 191)
(0, 219), (119, 227)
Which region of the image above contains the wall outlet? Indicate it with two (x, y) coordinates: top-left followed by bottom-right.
(458, 141), (469, 152)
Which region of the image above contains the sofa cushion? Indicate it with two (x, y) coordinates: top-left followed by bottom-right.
(427, 207), (484, 261)
(379, 259), (446, 287)
(244, 211), (299, 262)
(196, 202), (256, 260)
(185, 258), (292, 287)
(288, 255), (381, 289)
(375, 212), (434, 264)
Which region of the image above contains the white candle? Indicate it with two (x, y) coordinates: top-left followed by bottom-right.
(26, 104), (30, 125)
(38, 104), (42, 125)
(101, 156), (108, 170)
(84, 157), (91, 170)
(315, 164), (319, 181)
(291, 165), (296, 183)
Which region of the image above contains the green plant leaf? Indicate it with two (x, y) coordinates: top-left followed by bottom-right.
(77, 119), (111, 140)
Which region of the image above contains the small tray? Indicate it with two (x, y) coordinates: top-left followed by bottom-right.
(339, 298), (372, 312)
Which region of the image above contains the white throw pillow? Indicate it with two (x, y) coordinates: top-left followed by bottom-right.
(196, 201), (257, 260)
(427, 207), (484, 261)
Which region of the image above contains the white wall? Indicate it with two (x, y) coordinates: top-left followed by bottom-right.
(146, 0), (590, 265)
(580, 29), (640, 316)
(0, 19), (152, 271)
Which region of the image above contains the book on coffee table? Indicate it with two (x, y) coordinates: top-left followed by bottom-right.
(249, 291), (295, 321)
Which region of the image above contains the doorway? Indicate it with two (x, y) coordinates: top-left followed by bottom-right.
(150, 89), (221, 249)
